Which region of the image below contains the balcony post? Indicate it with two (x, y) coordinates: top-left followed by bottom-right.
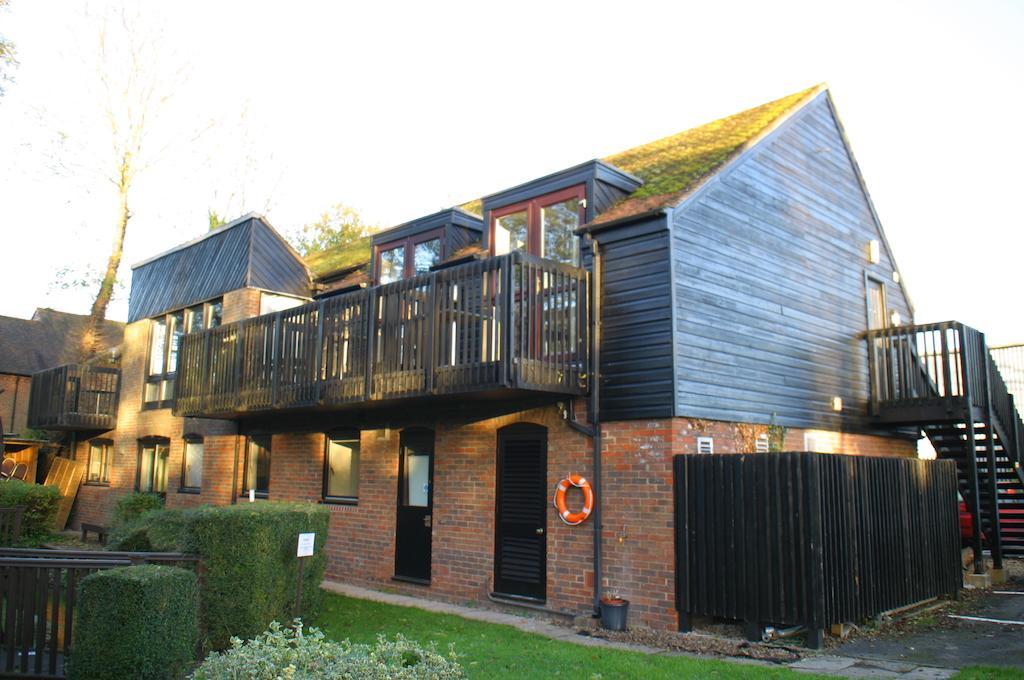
(503, 255), (515, 388)
(425, 275), (437, 395)
(980, 335), (1004, 570)
(272, 314), (282, 407)
(960, 327), (986, 574)
(364, 288), (377, 400)
(314, 301), (325, 404)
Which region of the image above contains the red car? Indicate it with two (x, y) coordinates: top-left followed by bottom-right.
(959, 490), (1024, 546)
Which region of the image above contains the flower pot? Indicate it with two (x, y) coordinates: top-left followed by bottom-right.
(599, 597), (629, 631)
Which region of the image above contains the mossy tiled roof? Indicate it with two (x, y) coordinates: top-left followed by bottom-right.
(592, 84), (824, 224)
(311, 85), (823, 276)
(303, 234), (373, 278)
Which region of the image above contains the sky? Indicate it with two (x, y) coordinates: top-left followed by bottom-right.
(0, 0), (1022, 344)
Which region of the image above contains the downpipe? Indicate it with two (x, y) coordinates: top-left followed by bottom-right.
(561, 238), (603, 616)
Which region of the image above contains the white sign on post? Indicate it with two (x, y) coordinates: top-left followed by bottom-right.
(297, 532), (315, 558)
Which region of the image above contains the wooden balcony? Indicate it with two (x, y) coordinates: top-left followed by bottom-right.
(26, 364), (120, 431)
(866, 321), (994, 424)
(174, 252), (589, 419)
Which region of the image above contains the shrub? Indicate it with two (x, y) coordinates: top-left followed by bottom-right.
(69, 565), (199, 680)
(192, 621), (463, 680)
(108, 508), (190, 552)
(185, 503), (330, 650)
(113, 492), (165, 525)
(0, 479), (61, 541)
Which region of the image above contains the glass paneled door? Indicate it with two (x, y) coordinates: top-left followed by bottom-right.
(394, 428), (434, 583)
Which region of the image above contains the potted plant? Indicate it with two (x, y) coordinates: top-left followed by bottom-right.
(599, 594), (629, 631)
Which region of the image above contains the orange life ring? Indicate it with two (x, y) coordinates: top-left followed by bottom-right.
(554, 474), (594, 526)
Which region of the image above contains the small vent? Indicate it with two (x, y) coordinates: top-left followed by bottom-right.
(755, 433), (770, 453)
(697, 436), (714, 455)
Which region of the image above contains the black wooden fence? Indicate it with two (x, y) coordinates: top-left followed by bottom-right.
(0, 548), (199, 678)
(674, 453), (961, 647)
(26, 365), (120, 432)
(0, 509), (24, 547)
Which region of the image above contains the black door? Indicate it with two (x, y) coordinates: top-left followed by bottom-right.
(394, 428), (434, 583)
(494, 423), (547, 601)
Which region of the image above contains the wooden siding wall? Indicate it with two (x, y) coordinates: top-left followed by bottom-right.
(593, 179), (633, 216)
(248, 220), (313, 299)
(669, 95), (912, 430)
(128, 217), (311, 322)
(595, 214), (675, 419)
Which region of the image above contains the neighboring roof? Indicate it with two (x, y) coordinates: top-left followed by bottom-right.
(0, 309), (124, 376)
(128, 214), (312, 323)
(304, 234), (373, 279)
(592, 84), (825, 225)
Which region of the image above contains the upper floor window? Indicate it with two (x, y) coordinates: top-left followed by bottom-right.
(137, 437), (170, 494)
(375, 229), (444, 285)
(144, 298), (222, 409)
(492, 185), (584, 266)
(86, 439), (112, 485)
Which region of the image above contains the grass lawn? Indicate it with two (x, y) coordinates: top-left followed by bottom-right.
(314, 592), (823, 679)
(313, 592), (1024, 679)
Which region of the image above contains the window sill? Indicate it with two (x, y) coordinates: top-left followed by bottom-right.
(84, 481), (110, 488)
(321, 497), (357, 506)
(141, 401), (173, 411)
(237, 492), (269, 501)
(177, 487), (201, 495)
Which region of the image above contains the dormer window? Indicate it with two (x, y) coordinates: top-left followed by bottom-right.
(376, 230), (444, 285)
(492, 186), (584, 266)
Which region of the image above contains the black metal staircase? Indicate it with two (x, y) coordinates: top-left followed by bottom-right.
(867, 321), (1024, 568)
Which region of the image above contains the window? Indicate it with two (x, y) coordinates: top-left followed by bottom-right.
(86, 439), (112, 485)
(323, 432), (360, 502)
(755, 433), (770, 453)
(374, 229), (444, 285)
(137, 438), (170, 493)
(260, 293), (305, 315)
(144, 298), (223, 409)
(491, 185), (584, 265)
(697, 436), (714, 454)
(181, 435), (203, 491)
(865, 277), (887, 330)
(243, 435), (271, 498)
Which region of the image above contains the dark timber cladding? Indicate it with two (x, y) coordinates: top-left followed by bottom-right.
(669, 93), (912, 430)
(127, 214), (310, 322)
(590, 213), (674, 420)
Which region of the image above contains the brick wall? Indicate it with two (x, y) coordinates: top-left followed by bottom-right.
(256, 410), (916, 631)
(0, 373), (30, 435)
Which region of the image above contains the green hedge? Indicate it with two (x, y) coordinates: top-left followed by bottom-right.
(186, 503), (329, 650)
(69, 565), (198, 680)
(113, 492), (165, 525)
(0, 480), (61, 542)
(108, 508), (190, 552)
(104, 502), (330, 651)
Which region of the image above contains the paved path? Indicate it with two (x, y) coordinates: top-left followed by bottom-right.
(835, 590), (1024, 671)
(322, 581), (954, 678)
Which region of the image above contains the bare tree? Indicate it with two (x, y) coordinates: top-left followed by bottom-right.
(76, 3), (198, 358)
(0, 0), (17, 97)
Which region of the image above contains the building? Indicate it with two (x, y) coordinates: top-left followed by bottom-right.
(27, 84), (1024, 631)
(0, 308), (123, 435)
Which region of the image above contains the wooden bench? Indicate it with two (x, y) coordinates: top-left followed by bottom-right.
(80, 523), (109, 545)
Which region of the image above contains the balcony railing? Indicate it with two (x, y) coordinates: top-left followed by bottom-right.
(174, 252), (589, 418)
(26, 364), (120, 431)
